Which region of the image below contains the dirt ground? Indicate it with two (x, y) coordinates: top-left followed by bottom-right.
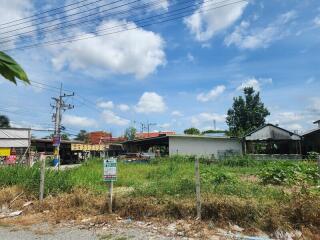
(0, 219), (227, 240)
(0, 213), (275, 240)
(0, 222), (173, 240)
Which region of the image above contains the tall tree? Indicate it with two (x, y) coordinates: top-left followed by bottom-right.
(124, 127), (137, 140)
(75, 130), (88, 142)
(226, 87), (270, 137)
(184, 127), (201, 135)
(0, 51), (29, 84)
(0, 115), (10, 128)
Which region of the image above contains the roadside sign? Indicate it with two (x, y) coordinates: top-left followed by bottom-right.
(5, 155), (16, 165)
(0, 148), (11, 157)
(52, 135), (61, 147)
(104, 158), (117, 182)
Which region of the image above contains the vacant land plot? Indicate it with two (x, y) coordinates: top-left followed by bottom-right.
(0, 156), (319, 237)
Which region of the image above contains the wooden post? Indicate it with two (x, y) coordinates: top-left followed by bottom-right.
(39, 158), (45, 201)
(194, 157), (201, 220)
(317, 155), (320, 184)
(108, 181), (113, 213)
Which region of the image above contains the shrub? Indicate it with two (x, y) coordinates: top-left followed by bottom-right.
(259, 161), (319, 185)
(306, 151), (320, 161)
(201, 169), (236, 186)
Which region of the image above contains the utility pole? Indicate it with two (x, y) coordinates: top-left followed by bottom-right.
(146, 122), (157, 137)
(51, 84), (74, 169)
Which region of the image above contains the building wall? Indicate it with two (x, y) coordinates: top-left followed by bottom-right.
(303, 130), (320, 154)
(0, 128), (30, 148)
(168, 137), (242, 158)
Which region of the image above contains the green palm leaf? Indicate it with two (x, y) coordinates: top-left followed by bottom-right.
(0, 51), (29, 84)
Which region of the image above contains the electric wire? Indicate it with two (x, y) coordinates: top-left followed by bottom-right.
(0, 0), (169, 43)
(0, 0), (137, 35)
(3, 0), (247, 52)
(0, 0), (115, 29)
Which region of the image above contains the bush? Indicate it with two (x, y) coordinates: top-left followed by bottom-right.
(201, 169), (236, 186)
(306, 151), (320, 161)
(259, 161), (319, 185)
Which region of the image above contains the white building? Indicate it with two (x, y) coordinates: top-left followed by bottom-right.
(123, 134), (242, 158)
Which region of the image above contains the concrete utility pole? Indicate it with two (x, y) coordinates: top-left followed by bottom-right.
(195, 157), (201, 220)
(51, 83), (74, 168)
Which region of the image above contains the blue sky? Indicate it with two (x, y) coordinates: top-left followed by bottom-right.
(0, 0), (319, 137)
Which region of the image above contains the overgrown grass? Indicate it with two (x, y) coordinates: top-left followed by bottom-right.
(0, 156), (319, 232)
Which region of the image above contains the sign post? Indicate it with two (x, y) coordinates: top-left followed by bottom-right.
(104, 158), (117, 213)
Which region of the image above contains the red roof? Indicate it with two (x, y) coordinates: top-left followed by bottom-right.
(135, 131), (175, 139)
(87, 131), (112, 144)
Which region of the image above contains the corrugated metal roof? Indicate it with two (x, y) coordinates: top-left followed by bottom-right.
(302, 128), (320, 136)
(245, 124), (301, 141)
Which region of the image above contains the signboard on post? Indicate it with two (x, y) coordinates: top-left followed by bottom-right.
(104, 158), (117, 182)
(52, 135), (61, 147)
(0, 148), (11, 157)
(104, 157), (117, 214)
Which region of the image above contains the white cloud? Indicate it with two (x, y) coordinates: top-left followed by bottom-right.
(0, 0), (35, 48)
(144, 0), (169, 11)
(50, 20), (166, 79)
(285, 123), (303, 132)
(187, 53), (195, 62)
(314, 16), (320, 27)
(135, 92), (166, 113)
(102, 110), (130, 126)
(97, 101), (114, 109)
(225, 11), (297, 49)
(237, 78), (261, 91)
(184, 1), (248, 42)
(158, 123), (171, 130)
(191, 112), (226, 129)
(309, 97), (320, 112)
(306, 77), (315, 84)
(276, 112), (304, 124)
(118, 104), (130, 112)
(197, 85), (226, 102)
(171, 111), (183, 117)
(63, 115), (97, 127)
(237, 77), (272, 91)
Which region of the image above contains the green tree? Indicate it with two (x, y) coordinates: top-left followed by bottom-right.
(75, 130), (88, 142)
(0, 51), (29, 84)
(184, 127), (201, 135)
(226, 87), (270, 137)
(61, 133), (70, 141)
(201, 129), (227, 135)
(0, 115), (10, 128)
(124, 126), (137, 140)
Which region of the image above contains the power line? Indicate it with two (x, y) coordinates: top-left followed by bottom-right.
(0, 0), (106, 28)
(0, 0), (168, 44)
(3, 0), (247, 52)
(26, 80), (104, 115)
(30, 80), (73, 93)
(0, 0), (135, 36)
